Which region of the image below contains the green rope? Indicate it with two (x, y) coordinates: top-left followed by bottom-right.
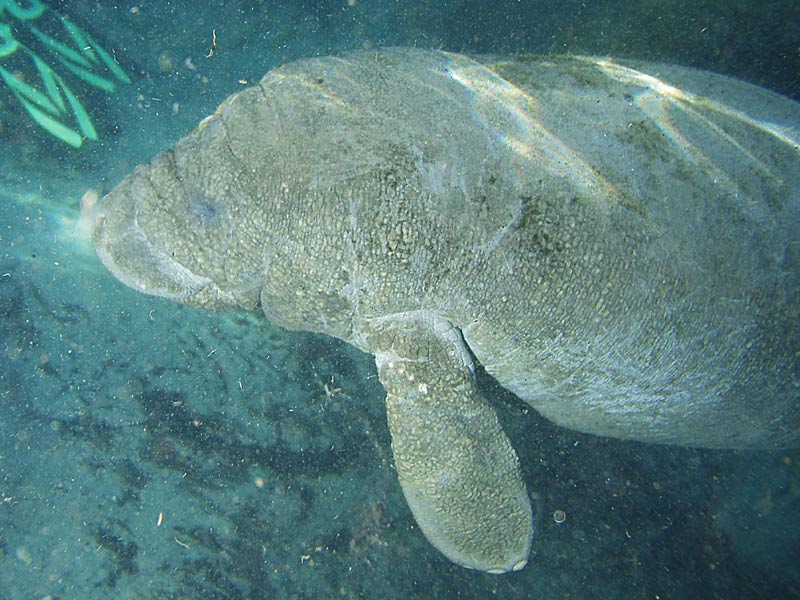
(0, 0), (129, 148)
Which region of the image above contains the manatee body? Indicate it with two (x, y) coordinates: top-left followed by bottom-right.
(93, 48), (800, 573)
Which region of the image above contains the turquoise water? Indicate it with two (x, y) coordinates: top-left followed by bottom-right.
(1, 1), (798, 598)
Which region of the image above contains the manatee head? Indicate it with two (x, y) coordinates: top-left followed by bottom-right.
(93, 88), (360, 341)
(94, 156), (248, 311)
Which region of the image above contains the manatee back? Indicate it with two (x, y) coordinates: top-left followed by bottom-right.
(266, 49), (800, 449)
(95, 48), (800, 448)
(438, 54), (800, 448)
(271, 49), (800, 449)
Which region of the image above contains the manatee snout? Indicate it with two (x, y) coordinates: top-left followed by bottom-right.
(93, 182), (235, 308)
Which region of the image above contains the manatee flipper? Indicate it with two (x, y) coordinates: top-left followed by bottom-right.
(365, 312), (533, 573)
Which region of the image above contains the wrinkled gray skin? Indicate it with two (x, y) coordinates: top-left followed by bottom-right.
(94, 48), (800, 574)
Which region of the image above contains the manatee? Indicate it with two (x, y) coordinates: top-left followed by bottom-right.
(93, 47), (800, 574)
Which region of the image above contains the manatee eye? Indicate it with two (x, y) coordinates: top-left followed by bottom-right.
(188, 193), (219, 224)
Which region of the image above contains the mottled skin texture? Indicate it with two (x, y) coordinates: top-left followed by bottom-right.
(94, 48), (800, 573)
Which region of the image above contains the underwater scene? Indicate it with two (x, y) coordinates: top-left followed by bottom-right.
(0, 1), (799, 598)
